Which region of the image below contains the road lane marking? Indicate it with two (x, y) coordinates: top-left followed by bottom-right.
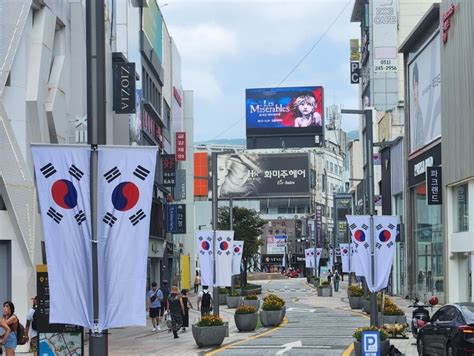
(275, 340), (302, 355)
(342, 342), (354, 356)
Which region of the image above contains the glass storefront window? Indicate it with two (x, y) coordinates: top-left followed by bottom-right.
(413, 182), (444, 302)
(454, 184), (469, 232)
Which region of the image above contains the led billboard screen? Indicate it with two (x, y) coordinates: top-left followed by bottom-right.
(246, 86), (324, 143)
(216, 152), (310, 199)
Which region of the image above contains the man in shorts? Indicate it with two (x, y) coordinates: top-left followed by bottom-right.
(147, 282), (163, 331)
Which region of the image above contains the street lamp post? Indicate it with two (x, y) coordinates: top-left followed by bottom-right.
(341, 108), (377, 327)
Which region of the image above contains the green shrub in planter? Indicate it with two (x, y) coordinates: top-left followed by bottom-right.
(228, 290), (240, 297)
(319, 281), (330, 287)
(235, 305), (257, 314)
(218, 287), (228, 294)
(197, 315), (224, 327)
(353, 326), (388, 342)
(262, 294), (285, 311)
(244, 294), (258, 300)
(348, 285), (363, 297)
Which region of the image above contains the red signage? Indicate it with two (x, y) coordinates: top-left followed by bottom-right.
(176, 132), (186, 161)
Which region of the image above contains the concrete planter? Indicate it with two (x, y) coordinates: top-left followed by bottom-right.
(226, 296), (242, 308)
(243, 299), (260, 310)
(280, 306), (286, 320)
(192, 324), (227, 348)
(362, 300), (371, 314)
(317, 286), (333, 297)
(234, 313), (258, 332)
(218, 293), (227, 305)
(260, 309), (284, 327)
(354, 340), (390, 355)
(379, 315), (407, 324)
(349, 296), (363, 309)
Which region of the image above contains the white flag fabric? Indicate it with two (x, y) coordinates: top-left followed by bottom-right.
(328, 249), (334, 271)
(340, 244), (350, 273)
(97, 146), (157, 330)
(316, 248), (322, 268)
(350, 244), (364, 276)
(374, 216), (397, 291)
(305, 248), (315, 268)
(32, 145), (93, 328)
(196, 230), (214, 287)
(232, 240), (244, 275)
(347, 216), (373, 290)
(216, 230), (234, 286)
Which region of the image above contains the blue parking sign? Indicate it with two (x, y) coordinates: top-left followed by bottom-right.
(361, 330), (380, 356)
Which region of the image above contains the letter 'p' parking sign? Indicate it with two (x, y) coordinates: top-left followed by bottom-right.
(361, 330), (380, 356)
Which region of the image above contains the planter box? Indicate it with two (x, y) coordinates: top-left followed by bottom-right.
(234, 313), (258, 332)
(349, 296), (362, 309)
(379, 315), (407, 325)
(280, 306), (286, 320)
(218, 293), (227, 305)
(226, 296), (242, 308)
(354, 339), (390, 355)
(317, 286), (333, 297)
(192, 324), (227, 348)
(243, 299), (260, 310)
(362, 300), (371, 314)
(260, 309), (284, 327)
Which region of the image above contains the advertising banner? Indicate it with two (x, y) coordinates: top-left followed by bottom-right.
(216, 153), (309, 199)
(266, 234), (287, 254)
(315, 204), (323, 247)
(262, 255), (283, 265)
(408, 33), (441, 152)
(246, 86), (324, 144)
(162, 154), (176, 187)
(372, 0), (398, 72)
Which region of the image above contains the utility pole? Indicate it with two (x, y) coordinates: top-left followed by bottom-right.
(342, 108), (377, 327)
(211, 152), (219, 316)
(229, 196), (234, 293)
(86, 0), (107, 354)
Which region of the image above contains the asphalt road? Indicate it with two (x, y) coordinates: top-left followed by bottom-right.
(217, 278), (367, 356)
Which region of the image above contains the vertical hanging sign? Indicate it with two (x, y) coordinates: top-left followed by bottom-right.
(162, 154), (176, 187)
(176, 132), (186, 161)
(427, 166), (442, 205)
(315, 204), (323, 247)
(113, 62), (136, 114)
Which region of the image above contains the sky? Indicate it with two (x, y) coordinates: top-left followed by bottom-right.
(161, 0), (361, 142)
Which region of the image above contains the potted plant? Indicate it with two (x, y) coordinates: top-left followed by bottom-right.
(317, 281), (333, 297)
(260, 294), (285, 326)
(226, 290), (242, 308)
(312, 276), (320, 288)
(234, 305), (258, 332)
(353, 326), (390, 355)
(218, 287), (228, 305)
(192, 315), (228, 348)
(348, 285), (363, 309)
(243, 294), (260, 310)
(380, 300), (406, 324)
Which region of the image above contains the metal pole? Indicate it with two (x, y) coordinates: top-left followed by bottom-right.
(365, 109), (378, 327)
(211, 152), (219, 316)
(87, 0), (107, 354)
(229, 196), (234, 293)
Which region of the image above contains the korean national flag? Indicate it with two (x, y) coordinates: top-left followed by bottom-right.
(97, 146), (157, 330)
(374, 216), (398, 291)
(32, 145), (93, 329)
(196, 230), (214, 287)
(216, 230), (234, 287)
(339, 244), (350, 273)
(347, 215), (373, 290)
(232, 241), (244, 275)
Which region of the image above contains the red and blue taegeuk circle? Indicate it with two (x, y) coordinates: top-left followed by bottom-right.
(354, 230), (366, 242)
(379, 230), (391, 242)
(201, 241), (210, 251)
(111, 182), (139, 211)
(234, 246), (240, 253)
(51, 179), (78, 209)
(342, 248), (348, 254)
(220, 241), (229, 251)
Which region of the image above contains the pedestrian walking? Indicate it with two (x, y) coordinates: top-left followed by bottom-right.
(167, 286), (184, 339)
(197, 286), (212, 317)
(334, 271), (340, 292)
(194, 272), (201, 293)
(147, 282), (163, 331)
(181, 289), (193, 332)
(24, 296), (38, 356)
(0, 318), (11, 355)
(327, 270), (333, 284)
(160, 280), (170, 332)
(2, 301), (18, 356)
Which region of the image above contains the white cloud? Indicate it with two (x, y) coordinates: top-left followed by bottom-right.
(182, 68), (223, 102)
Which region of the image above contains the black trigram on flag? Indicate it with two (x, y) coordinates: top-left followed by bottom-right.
(129, 209), (146, 226)
(104, 167), (121, 183)
(47, 207), (63, 224)
(361, 224), (369, 230)
(350, 223), (356, 230)
(74, 210), (86, 225)
(376, 242), (382, 249)
(387, 241), (394, 248)
(69, 165), (84, 181)
(103, 212), (117, 227)
(133, 165), (150, 181)
(40, 163), (56, 178)
(376, 224), (383, 230)
(363, 242), (369, 249)
(388, 223), (395, 230)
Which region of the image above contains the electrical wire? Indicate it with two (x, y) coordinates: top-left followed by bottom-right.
(209, 0), (352, 141)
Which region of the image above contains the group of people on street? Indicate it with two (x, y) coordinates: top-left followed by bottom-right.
(0, 297), (38, 356)
(327, 270), (341, 292)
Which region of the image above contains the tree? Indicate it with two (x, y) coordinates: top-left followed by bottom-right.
(217, 206), (266, 286)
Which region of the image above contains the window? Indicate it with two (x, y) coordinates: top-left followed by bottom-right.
(454, 184), (469, 232)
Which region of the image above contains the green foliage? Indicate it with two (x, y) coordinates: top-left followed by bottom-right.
(244, 294), (258, 300)
(218, 287), (228, 294)
(319, 281), (330, 287)
(196, 315), (224, 327)
(348, 285), (363, 297)
(262, 294), (285, 311)
(353, 326), (388, 342)
(228, 290), (240, 297)
(235, 305), (257, 314)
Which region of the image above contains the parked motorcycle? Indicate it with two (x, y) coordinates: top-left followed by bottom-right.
(408, 296), (438, 339)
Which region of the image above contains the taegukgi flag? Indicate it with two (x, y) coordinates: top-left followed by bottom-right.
(374, 216), (397, 291)
(196, 230), (214, 287)
(232, 240), (244, 275)
(347, 216), (373, 290)
(216, 230), (234, 286)
(316, 248), (322, 268)
(350, 244), (364, 276)
(97, 146), (157, 330)
(339, 244), (350, 273)
(305, 248), (315, 268)
(32, 145), (93, 328)
(328, 248), (334, 270)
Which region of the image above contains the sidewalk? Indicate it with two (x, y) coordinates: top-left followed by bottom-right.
(299, 278), (419, 355)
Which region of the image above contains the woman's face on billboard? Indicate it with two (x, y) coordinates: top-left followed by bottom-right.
(297, 101), (314, 115)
